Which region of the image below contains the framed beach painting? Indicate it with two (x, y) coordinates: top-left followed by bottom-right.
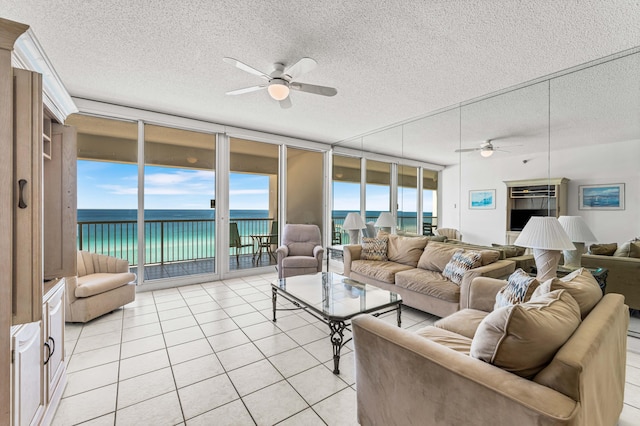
(579, 183), (625, 210)
(469, 189), (496, 210)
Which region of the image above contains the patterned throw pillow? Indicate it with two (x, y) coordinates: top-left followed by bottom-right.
(442, 250), (482, 285)
(361, 237), (388, 261)
(494, 268), (539, 309)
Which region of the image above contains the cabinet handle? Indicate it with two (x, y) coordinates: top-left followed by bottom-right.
(18, 179), (27, 209)
(43, 341), (51, 365)
(48, 337), (55, 358)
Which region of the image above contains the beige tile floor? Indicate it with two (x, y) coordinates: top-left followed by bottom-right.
(54, 263), (640, 425)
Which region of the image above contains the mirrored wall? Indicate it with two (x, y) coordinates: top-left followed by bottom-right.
(333, 47), (640, 246)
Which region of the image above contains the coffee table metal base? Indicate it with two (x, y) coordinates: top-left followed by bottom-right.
(272, 287), (402, 374)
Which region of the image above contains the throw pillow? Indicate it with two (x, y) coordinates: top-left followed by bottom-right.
(470, 289), (581, 378)
(531, 267), (602, 318)
(588, 243), (617, 256)
(630, 242), (640, 258)
(613, 241), (631, 257)
(477, 249), (501, 266)
(442, 250), (482, 285)
(494, 268), (539, 309)
(417, 241), (463, 272)
(492, 244), (526, 258)
(360, 237), (388, 261)
(425, 235), (448, 242)
(387, 234), (429, 267)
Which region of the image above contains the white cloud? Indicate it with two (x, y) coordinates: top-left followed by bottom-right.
(230, 189), (269, 195)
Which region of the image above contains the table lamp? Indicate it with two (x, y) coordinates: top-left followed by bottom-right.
(558, 216), (597, 269)
(514, 216), (575, 282)
(342, 212), (366, 244)
(375, 212), (396, 234)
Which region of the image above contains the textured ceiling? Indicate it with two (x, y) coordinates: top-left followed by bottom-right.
(1, 1), (639, 166)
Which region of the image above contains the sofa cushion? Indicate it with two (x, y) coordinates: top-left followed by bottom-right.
(531, 267), (602, 318)
(476, 249), (501, 266)
(351, 260), (413, 284)
(395, 269), (460, 303)
(434, 309), (489, 339)
(494, 268), (539, 309)
(417, 241), (462, 272)
(387, 234), (429, 267)
(492, 244), (526, 258)
(631, 242), (640, 258)
(613, 241), (633, 257)
(588, 243), (617, 256)
(415, 326), (473, 355)
(76, 272), (136, 297)
(282, 256), (320, 268)
(470, 289), (581, 379)
(361, 237), (388, 261)
(442, 250), (482, 285)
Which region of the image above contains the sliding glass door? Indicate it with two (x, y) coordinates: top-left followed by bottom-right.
(143, 124), (216, 281)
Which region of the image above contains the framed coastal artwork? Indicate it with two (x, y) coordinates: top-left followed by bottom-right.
(579, 183), (625, 210)
(469, 189), (496, 210)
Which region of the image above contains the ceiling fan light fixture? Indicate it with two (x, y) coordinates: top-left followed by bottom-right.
(480, 148), (494, 157)
(267, 79), (290, 100)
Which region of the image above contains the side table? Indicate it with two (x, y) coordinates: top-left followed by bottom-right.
(530, 266), (608, 294)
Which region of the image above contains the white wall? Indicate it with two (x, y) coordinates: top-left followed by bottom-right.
(441, 140), (639, 245)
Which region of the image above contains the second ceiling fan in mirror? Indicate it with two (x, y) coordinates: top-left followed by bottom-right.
(455, 137), (523, 157)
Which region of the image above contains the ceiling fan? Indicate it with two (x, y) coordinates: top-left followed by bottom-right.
(223, 57), (337, 109)
(454, 139), (518, 157)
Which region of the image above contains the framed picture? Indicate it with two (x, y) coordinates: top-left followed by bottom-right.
(579, 183), (625, 210)
(469, 189), (496, 209)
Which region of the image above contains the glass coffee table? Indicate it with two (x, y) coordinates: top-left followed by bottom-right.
(272, 272), (402, 374)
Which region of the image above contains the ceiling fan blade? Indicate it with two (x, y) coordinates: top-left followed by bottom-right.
(279, 97), (292, 109)
(223, 57), (270, 80)
(225, 85), (267, 95)
(290, 82), (337, 97)
(454, 147), (481, 153)
(284, 57), (317, 79)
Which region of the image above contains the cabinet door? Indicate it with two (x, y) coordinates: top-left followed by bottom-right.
(44, 283), (65, 404)
(12, 67), (43, 325)
(43, 124), (77, 280)
(11, 322), (44, 426)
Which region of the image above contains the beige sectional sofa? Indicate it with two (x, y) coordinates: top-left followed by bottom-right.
(353, 275), (629, 425)
(582, 252), (640, 310)
(343, 237), (515, 317)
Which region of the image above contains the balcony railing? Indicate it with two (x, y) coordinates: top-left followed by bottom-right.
(77, 217), (275, 266)
(331, 214), (438, 244)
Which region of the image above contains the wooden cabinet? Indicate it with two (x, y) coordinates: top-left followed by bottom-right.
(504, 177), (569, 243)
(10, 279), (66, 426)
(10, 322), (45, 426)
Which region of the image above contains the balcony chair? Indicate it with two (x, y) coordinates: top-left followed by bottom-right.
(276, 224), (324, 279)
(65, 251), (136, 323)
(230, 222), (252, 264)
(434, 227), (462, 241)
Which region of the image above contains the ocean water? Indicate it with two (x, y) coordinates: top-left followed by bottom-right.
(77, 209), (433, 265)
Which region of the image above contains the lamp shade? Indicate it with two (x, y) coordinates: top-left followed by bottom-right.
(342, 212), (366, 230)
(375, 212), (396, 228)
(557, 216), (597, 243)
(514, 217), (575, 250)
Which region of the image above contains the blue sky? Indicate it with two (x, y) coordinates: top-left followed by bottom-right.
(78, 160), (433, 212)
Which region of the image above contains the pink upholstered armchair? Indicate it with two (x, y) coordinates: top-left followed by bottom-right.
(275, 224), (324, 279)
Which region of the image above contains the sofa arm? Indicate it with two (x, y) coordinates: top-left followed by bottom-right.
(459, 259), (515, 310)
(313, 246), (325, 271)
(464, 277), (507, 311)
(342, 245), (362, 277)
(352, 315), (577, 425)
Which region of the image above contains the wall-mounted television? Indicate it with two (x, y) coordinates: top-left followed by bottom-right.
(510, 209), (550, 231)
